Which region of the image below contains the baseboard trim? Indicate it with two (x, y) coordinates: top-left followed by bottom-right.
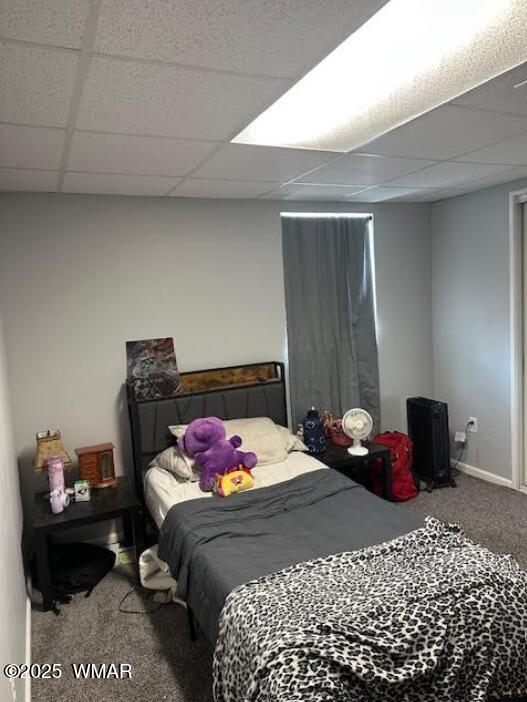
(453, 460), (513, 488)
(25, 594), (31, 702)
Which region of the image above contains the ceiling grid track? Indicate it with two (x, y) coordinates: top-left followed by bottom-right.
(56, 0), (102, 193)
(163, 142), (226, 196)
(91, 50), (294, 82)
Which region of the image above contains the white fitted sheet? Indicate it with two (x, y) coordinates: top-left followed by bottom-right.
(144, 451), (327, 528)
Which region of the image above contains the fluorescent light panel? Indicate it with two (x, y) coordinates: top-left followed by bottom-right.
(234, 0), (527, 153)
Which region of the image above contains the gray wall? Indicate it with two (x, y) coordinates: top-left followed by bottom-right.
(0, 194), (432, 499)
(0, 303), (27, 702)
(430, 176), (527, 482)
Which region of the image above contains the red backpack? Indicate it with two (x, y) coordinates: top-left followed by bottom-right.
(373, 431), (418, 501)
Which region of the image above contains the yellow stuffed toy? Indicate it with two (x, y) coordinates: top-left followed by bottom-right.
(214, 467), (254, 497)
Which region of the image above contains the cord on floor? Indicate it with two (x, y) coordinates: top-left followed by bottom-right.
(118, 585), (164, 614)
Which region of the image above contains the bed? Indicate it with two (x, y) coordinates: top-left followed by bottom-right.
(127, 361), (527, 702)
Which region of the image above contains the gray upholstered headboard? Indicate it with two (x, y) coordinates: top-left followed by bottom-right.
(126, 361), (287, 504)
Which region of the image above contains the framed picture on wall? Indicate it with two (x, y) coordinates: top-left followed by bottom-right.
(126, 337), (180, 400)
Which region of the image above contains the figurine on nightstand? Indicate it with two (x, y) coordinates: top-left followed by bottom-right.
(322, 410), (334, 437)
(50, 488), (70, 514)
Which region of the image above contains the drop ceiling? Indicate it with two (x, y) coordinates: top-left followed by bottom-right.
(1, 0), (527, 203)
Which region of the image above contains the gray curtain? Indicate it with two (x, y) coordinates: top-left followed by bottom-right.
(282, 214), (380, 430)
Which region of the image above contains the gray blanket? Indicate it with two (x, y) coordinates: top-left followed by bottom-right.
(158, 469), (423, 642)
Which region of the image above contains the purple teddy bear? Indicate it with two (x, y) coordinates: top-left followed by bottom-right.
(179, 417), (257, 492)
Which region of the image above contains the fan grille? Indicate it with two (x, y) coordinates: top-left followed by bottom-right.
(342, 408), (373, 439)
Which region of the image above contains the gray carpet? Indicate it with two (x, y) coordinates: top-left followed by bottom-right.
(402, 472), (527, 571)
(32, 473), (527, 702)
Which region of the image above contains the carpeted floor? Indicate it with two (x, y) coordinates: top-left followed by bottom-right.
(402, 472), (527, 571)
(32, 472), (527, 702)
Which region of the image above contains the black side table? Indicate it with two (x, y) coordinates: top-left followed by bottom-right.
(32, 477), (144, 612)
(319, 441), (393, 500)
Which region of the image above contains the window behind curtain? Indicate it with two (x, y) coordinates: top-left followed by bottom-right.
(281, 213), (380, 430)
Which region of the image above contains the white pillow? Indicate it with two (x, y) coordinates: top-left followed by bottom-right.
(169, 417), (292, 466)
(150, 446), (199, 481)
(275, 424), (308, 453)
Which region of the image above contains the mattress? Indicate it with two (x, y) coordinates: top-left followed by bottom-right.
(158, 468), (424, 643)
(144, 450), (327, 528)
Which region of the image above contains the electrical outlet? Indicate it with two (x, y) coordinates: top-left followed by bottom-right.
(468, 417), (478, 433)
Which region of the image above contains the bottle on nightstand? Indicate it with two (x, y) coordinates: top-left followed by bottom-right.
(302, 408), (326, 455)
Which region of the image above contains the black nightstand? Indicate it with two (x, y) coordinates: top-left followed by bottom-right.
(318, 441), (393, 500)
(32, 477), (144, 612)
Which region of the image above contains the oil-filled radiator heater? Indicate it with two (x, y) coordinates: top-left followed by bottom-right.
(406, 397), (455, 491)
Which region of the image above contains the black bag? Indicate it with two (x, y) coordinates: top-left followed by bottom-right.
(34, 542), (116, 599)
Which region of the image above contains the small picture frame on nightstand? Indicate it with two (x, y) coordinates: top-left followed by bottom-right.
(74, 479), (91, 502)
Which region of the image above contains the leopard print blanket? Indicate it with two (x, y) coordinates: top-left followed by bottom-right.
(213, 518), (527, 702)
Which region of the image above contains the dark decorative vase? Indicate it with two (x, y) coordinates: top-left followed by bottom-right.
(302, 407), (326, 455)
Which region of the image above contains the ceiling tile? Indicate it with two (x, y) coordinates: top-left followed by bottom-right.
(454, 132), (527, 165)
(95, 0), (387, 78)
(364, 105), (527, 160)
(0, 168), (58, 191)
(262, 183), (364, 200)
(171, 178), (276, 199)
(395, 188), (467, 202)
(387, 161), (514, 189)
(346, 186), (435, 203)
(0, 0), (88, 48)
(193, 144), (332, 182)
(300, 153), (435, 186)
(347, 186), (473, 203)
(76, 56), (291, 140)
(428, 189), (470, 203)
(452, 62), (527, 117)
(63, 172), (180, 196)
(0, 42), (78, 127)
(459, 166), (527, 190)
(68, 132), (218, 176)
(0, 124), (65, 169)
(405, 170), (527, 201)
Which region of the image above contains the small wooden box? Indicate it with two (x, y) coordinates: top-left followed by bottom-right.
(75, 443), (116, 488)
